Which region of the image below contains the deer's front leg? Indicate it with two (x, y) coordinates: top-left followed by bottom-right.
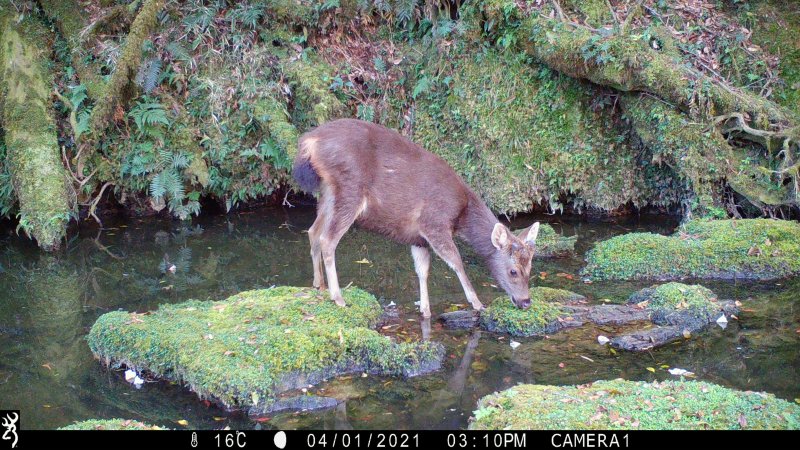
(423, 232), (484, 311)
(411, 245), (432, 317)
(320, 236), (346, 307)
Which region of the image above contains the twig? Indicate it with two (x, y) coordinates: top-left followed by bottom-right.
(88, 182), (113, 227)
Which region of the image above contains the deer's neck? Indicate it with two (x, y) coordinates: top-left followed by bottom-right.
(458, 194), (499, 260)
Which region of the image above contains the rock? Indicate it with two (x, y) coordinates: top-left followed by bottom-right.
(534, 224), (577, 258)
(610, 283), (739, 351)
(470, 380), (800, 430)
(438, 310), (480, 329)
(88, 286), (444, 415)
(265, 395), (340, 414)
(587, 304), (650, 325)
(582, 219), (800, 281)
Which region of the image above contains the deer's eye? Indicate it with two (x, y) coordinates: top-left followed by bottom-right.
(510, 269), (518, 277)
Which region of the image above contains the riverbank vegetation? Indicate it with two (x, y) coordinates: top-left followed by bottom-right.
(0, 1), (798, 250)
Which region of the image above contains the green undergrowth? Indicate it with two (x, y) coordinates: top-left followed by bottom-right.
(582, 219), (800, 281)
(59, 419), (165, 430)
(479, 287), (581, 337)
(87, 286), (443, 414)
(470, 379), (800, 430)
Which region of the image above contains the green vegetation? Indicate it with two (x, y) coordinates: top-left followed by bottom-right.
(60, 419), (164, 430)
(1, 1), (799, 250)
(470, 379), (800, 430)
(88, 286), (443, 414)
(479, 287), (580, 337)
(582, 219), (800, 280)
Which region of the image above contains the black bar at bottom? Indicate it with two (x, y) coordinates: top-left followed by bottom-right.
(17, 429), (797, 449)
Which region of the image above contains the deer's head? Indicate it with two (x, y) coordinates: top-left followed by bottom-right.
(488, 222), (540, 309)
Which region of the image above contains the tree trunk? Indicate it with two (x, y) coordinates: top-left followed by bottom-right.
(0, 11), (72, 251)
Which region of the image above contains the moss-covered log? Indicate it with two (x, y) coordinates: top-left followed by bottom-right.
(0, 10), (72, 251)
(477, 1), (799, 210)
(480, 2), (797, 127)
(471, 380), (800, 429)
(89, 0), (166, 134)
(39, 0), (107, 100)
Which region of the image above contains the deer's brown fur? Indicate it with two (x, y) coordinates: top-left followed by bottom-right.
(294, 119), (540, 316)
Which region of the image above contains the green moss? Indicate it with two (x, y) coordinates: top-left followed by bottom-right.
(480, 287), (580, 337)
(470, 380), (800, 430)
(535, 224), (576, 257)
(634, 282), (718, 320)
(414, 46), (651, 214)
(0, 10), (72, 250)
(87, 286), (443, 414)
(60, 419), (165, 430)
(582, 219), (800, 281)
(284, 56), (348, 132)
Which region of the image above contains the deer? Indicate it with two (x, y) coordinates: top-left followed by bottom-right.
(293, 118), (540, 318)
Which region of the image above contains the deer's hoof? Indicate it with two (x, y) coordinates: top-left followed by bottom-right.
(471, 302), (485, 312)
(334, 298), (347, 307)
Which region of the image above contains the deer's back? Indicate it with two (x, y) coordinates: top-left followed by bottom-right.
(301, 119), (472, 243)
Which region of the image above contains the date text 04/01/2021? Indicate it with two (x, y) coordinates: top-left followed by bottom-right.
(303, 432), (628, 449)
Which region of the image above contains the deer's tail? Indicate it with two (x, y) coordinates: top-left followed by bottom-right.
(292, 136), (321, 193)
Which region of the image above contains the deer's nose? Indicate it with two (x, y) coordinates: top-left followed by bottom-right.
(518, 298), (531, 309)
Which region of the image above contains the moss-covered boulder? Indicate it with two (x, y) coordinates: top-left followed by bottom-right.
(59, 419), (164, 430)
(534, 224), (576, 257)
(610, 283), (738, 351)
(471, 380), (800, 430)
(582, 219), (800, 281)
(88, 286), (444, 415)
(479, 287), (584, 337)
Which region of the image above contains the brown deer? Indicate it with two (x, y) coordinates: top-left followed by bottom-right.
(293, 119), (540, 317)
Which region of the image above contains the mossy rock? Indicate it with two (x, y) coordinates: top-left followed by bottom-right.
(59, 419), (164, 430)
(88, 286), (444, 414)
(582, 219), (800, 281)
(631, 282), (718, 325)
(534, 224), (576, 257)
(470, 380), (800, 430)
(479, 287), (584, 337)
(610, 282), (737, 351)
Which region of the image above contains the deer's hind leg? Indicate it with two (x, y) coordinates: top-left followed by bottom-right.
(318, 189), (364, 307)
(308, 213), (326, 290)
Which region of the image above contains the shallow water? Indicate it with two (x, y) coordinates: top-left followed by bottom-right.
(0, 207), (797, 430)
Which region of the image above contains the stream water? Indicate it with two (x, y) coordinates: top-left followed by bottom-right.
(0, 207), (797, 430)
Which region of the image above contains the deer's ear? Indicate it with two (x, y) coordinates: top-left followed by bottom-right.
(491, 223), (510, 250)
(518, 222), (540, 246)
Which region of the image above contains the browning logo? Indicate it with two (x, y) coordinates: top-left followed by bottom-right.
(1, 411), (18, 449)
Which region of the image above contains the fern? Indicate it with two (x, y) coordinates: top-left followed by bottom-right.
(166, 42), (191, 62)
(129, 100), (170, 136)
(136, 58), (163, 93)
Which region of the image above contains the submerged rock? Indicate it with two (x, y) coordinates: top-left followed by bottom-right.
(266, 395), (340, 414)
(60, 419), (164, 430)
(582, 219), (800, 281)
(440, 283), (736, 351)
(470, 379), (800, 429)
(88, 286), (444, 415)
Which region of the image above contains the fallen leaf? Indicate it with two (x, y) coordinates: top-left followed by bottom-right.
(177, 419), (189, 426)
(558, 362), (566, 368)
(597, 335), (610, 345)
(354, 258), (371, 264)
(738, 414), (747, 428)
(646, 367), (656, 373)
(42, 363), (52, 371)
